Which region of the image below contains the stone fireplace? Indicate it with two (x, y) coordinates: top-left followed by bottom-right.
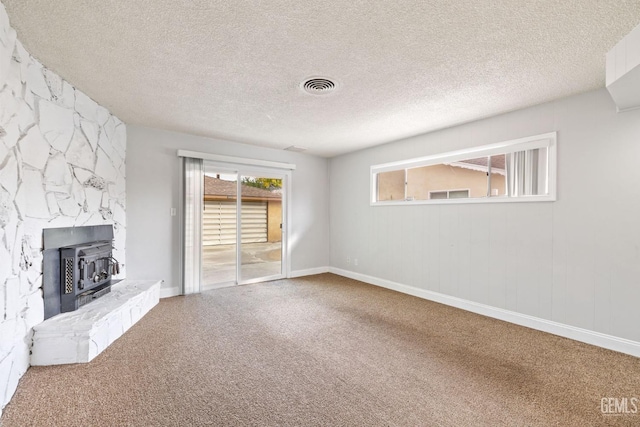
(0, 2), (126, 414)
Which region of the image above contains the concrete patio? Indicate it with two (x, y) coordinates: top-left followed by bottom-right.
(202, 242), (282, 288)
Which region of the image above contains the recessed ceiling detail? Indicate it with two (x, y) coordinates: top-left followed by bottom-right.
(301, 78), (336, 95)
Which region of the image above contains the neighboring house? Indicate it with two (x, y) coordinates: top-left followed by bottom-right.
(378, 157), (507, 201)
(203, 176), (282, 245)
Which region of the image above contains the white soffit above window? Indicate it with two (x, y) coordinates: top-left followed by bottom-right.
(4, 1), (640, 157)
(606, 22), (640, 112)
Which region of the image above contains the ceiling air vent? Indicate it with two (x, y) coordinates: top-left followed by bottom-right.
(301, 78), (336, 95)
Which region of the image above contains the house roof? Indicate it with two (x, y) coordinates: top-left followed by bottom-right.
(459, 156), (506, 171)
(4, 1), (639, 157)
(204, 176), (282, 200)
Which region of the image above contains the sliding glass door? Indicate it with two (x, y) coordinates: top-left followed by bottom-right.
(240, 174), (283, 283)
(201, 169), (238, 289)
(200, 163), (287, 290)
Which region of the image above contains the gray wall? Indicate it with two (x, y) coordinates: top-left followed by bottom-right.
(329, 88), (640, 343)
(126, 125), (330, 292)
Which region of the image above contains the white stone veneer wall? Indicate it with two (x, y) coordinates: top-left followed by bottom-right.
(0, 2), (126, 414)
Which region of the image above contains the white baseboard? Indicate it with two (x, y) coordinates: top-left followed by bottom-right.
(162, 269), (330, 296)
(289, 267), (330, 278)
(160, 286), (180, 298)
(329, 267), (640, 358)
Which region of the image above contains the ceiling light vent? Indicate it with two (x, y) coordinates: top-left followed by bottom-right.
(301, 78), (336, 95)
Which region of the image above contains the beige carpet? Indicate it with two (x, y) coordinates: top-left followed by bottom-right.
(2, 274), (639, 426)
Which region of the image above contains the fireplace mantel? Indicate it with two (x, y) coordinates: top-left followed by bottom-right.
(31, 280), (161, 365)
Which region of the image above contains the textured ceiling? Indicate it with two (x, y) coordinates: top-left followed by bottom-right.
(3, 1), (640, 157)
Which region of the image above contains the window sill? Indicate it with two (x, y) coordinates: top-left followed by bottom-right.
(371, 195), (556, 206)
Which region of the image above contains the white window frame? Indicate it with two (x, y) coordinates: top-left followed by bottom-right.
(370, 132), (557, 206)
(429, 189), (470, 200)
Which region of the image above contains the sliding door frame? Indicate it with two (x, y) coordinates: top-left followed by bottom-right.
(179, 150), (295, 294)
(204, 161), (291, 286)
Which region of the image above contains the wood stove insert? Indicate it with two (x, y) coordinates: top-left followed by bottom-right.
(43, 225), (121, 320)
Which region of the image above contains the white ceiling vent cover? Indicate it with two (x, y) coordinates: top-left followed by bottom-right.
(301, 78), (336, 95)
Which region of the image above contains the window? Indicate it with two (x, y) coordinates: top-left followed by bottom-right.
(371, 132), (556, 205)
(376, 170), (405, 201)
(429, 189), (470, 200)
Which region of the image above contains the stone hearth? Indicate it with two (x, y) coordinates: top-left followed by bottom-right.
(31, 280), (160, 366)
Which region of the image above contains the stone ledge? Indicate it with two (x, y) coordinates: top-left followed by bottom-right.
(31, 279), (161, 366)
